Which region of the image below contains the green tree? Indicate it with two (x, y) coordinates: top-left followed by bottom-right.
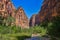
(47, 16), (60, 39)
(5, 16), (15, 26)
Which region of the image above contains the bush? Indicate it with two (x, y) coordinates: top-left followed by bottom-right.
(29, 26), (47, 36)
(47, 16), (60, 38)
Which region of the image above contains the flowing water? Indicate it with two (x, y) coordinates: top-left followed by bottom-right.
(25, 36), (50, 40)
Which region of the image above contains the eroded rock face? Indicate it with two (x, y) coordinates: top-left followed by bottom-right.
(0, 0), (16, 26)
(35, 0), (60, 25)
(0, 0), (6, 17)
(29, 14), (37, 27)
(0, 0), (29, 28)
(15, 7), (29, 28)
(0, 0), (15, 17)
(30, 0), (60, 26)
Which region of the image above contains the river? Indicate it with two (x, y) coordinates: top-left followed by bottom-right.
(25, 36), (50, 40)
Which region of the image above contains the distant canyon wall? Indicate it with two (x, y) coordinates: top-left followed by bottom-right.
(29, 0), (60, 26)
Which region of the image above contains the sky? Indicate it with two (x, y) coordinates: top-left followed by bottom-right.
(11, 0), (44, 19)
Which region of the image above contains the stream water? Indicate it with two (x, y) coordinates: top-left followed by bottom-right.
(25, 36), (50, 40)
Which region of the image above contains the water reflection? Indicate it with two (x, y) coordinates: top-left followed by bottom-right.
(25, 36), (50, 40)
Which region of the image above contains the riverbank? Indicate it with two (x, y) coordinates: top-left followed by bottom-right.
(0, 33), (31, 40)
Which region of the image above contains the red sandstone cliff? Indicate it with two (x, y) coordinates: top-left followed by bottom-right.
(15, 7), (29, 28)
(38, 0), (60, 22)
(30, 0), (60, 26)
(0, 0), (15, 17)
(0, 0), (29, 28)
(29, 14), (37, 26)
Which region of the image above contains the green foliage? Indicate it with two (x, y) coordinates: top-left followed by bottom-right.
(0, 33), (31, 40)
(0, 25), (21, 34)
(38, 16), (60, 39)
(0, 25), (48, 40)
(29, 26), (47, 36)
(5, 16), (15, 26)
(47, 16), (60, 38)
(0, 35), (17, 40)
(0, 14), (4, 25)
(0, 13), (15, 26)
(40, 21), (48, 28)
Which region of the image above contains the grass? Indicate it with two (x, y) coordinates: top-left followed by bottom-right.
(0, 33), (31, 40)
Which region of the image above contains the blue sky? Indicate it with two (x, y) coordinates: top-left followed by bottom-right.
(11, 0), (44, 19)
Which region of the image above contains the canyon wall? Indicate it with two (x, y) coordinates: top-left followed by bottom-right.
(15, 7), (29, 28)
(0, 0), (29, 28)
(29, 0), (60, 26)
